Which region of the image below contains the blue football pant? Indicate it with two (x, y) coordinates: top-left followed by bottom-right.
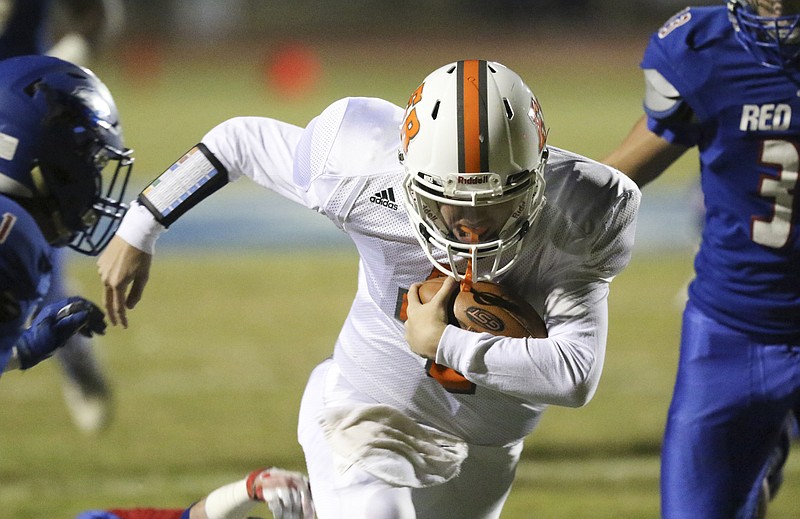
(661, 300), (800, 519)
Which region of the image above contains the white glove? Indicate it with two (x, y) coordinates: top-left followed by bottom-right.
(247, 467), (315, 519)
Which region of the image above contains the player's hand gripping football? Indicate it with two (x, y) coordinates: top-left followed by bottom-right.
(16, 296), (106, 369)
(246, 467), (315, 519)
(405, 275), (459, 359)
(97, 235), (152, 328)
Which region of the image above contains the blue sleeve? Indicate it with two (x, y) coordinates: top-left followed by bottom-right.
(641, 18), (703, 147)
(0, 197), (53, 366)
(43, 247), (69, 303)
(640, 7), (729, 148)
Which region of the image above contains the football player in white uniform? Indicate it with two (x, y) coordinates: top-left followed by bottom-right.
(97, 60), (640, 519)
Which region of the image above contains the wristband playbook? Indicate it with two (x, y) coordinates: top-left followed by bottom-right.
(138, 143), (228, 227)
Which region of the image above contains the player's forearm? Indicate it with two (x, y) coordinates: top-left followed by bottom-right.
(114, 201), (165, 255)
(197, 477), (255, 519)
(125, 117), (306, 250)
(436, 309), (606, 407)
(602, 116), (686, 188)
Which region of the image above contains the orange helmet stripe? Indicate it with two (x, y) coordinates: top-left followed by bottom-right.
(457, 60), (489, 173)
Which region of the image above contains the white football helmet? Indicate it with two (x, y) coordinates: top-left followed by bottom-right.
(401, 60), (548, 281)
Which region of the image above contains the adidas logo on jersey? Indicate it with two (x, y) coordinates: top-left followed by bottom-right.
(370, 188), (399, 210)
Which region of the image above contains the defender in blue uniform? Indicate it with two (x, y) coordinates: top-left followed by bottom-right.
(605, 1), (800, 517)
(0, 0), (122, 433)
(0, 56), (131, 377)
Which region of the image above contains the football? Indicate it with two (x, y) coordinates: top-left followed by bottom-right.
(417, 277), (547, 339)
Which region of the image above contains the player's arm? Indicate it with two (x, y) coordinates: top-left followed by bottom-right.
(602, 68), (691, 187)
(436, 285), (611, 407)
(405, 281), (604, 407)
(97, 142), (227, 328)
(189, 468), (314, 519)
(3, 296), (106, 373)
(97, 118), (307, 326)
(97, 230), (153, 329)
(602, 115), (687, 188)
(413, 180), (640, 408)
(403, 264), (612, 408)
(79, 468), (313, 519)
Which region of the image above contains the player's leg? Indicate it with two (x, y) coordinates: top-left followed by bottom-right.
(47, 248), (112, 433)
(299, 358), (521, 519)
(412, 441), (522, 519)
(661, 301), (793, 519)
(753, 357), (800, 517)
(56, 333), (112, 432)
(298, 359), (415, 519)
(755, 412), (794, 518)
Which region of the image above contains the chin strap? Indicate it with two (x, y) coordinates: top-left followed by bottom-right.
(460, 259), (473, 292)
(460, 227), (478, 291)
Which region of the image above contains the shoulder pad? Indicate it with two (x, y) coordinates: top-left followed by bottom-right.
(644, 68), (682, 113)
(643, 68), (695, 125)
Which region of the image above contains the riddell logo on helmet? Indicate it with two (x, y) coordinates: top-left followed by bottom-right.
(458, 175), (490, 185)
(422, 204), (439, 223)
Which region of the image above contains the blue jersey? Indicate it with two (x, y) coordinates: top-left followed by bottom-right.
(644, 6), (800, 339)
(0, 0), (49, 59)
(0, 195), (53, 371)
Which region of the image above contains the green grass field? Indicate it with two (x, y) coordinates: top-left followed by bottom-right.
(1, 36), (797, 518)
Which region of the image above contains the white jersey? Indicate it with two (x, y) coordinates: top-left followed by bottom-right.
(121, 96), (640, 447)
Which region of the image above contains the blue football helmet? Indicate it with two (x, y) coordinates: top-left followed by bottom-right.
(728, 0), (800, 68)
(0, 55), (132, 255)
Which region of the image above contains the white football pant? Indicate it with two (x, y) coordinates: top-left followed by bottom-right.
(298, 359), (523, 519)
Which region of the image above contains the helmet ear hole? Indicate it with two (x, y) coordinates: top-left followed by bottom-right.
(503, 98), (514, 120)
(520, 219), (530, 237)
(431, 101), (441, 120)
(419, 223), (431, 241)
(23, 79), (43, 97)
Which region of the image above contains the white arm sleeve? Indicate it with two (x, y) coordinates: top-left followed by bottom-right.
(201, 116), (308, 206)
(203, 478), (256, 519)
(114, 115), (312, 252)
(436, 282), (608, 408)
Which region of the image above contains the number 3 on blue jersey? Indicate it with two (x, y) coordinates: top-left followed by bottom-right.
(753, 139), (799, 249)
